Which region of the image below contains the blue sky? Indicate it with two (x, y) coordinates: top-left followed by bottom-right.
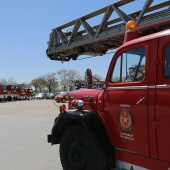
(0, 0), (162, 83)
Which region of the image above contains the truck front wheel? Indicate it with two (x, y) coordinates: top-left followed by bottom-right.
(62, 98), (66, 103)
(60, 125), (105, 170)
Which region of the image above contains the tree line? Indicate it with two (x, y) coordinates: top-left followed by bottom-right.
(0, 69), (103, 93)
(31, 69), (82, 93)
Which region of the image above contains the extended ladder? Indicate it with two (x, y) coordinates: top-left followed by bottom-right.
(46, 0), (170, 62)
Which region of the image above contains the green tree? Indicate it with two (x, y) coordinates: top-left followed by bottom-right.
(67, 69), (82, 82)
(0, 79), (7, 84)
(57, 69), (82, 91)
(31, 77), (45, 93)
(41, 73), (58, 93)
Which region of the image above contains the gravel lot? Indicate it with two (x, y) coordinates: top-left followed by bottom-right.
(0, 99), (65, 116)
(0, 99), (66, 170)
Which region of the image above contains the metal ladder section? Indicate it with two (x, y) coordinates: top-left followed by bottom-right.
(46, 0), (170, 62)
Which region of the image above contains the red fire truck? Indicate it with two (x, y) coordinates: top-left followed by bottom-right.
(1, 84), (7, 101)
(7, 85), (17, 101)
(69, 69), (104, 90)
(0, 84), (15, 101)
(47, 0), (170, 169)
(0, 84), (33, 101)
(16, 85), (26, 100)
(25, 87), (34, 100)
(0, 85), (3, 101)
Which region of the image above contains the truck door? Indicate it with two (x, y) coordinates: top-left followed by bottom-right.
(104, 42), (150, 155)
(156, 36), (170, 161)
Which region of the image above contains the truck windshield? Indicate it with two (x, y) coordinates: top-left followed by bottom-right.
(60, 92), (67, 95)
(2, 85), (7, 90)
(111, 48), (145, 82)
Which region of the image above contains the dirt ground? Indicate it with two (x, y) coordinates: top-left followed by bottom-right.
(0, 99), (68, 116)
(0, 99), (64, 170)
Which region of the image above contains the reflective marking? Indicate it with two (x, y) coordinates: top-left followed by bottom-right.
(107, 86), (147, 90)
(107, 84), (170, 90)
(69, 96), (75, 99)
(148, 85), (155, 89)
(156, 84), (170, 88)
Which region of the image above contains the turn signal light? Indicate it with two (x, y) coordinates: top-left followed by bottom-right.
(60, 104), (66, 111)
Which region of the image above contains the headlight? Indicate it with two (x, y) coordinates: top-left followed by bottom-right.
(71, 99), (85, 111)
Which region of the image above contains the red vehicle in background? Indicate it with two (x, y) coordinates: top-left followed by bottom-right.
(16, 85), (26, 100)
(55, 92), (68, 103)
(0, 84), (33, 101)
(0, 85), (3, 101)
(7, 85), (17, 101)
(69, 70), (103, 91)
(1, 84), (7, 101)
(25, 88), (34, 100)
(92, 81), (104, 89)
(12, 85), (18, 100)
(1, 84), (14, 101)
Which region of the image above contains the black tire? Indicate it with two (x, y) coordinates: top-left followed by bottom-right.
(60, 125), (105, 170)
(62, 98), (66, 103)
(7, 96), (12, 101)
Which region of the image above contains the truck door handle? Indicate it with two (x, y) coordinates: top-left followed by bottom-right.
(136, 97), (145, 105)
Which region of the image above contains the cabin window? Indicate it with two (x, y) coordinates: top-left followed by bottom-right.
(164, 43), (170, 78)
(111, 48), (145, 83)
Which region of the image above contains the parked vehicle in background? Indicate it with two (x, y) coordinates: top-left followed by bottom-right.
(44, 93), (54, 99)
(50, 93), (57, 99)
(0, 85), (3, 101)
(33, 92), (60, 100)
(16, 85), (26, 100)
(53, 92), (60, 99)
(49, 93), (58, 99)
(35, 93), (44, 99)
(1, 84), (15, 101)
(55, 92), (68, 103)
(0, 84), (33, 101)
(25, 88), (34, 100)
(43, 93), (51, 99)
(41, 93), (55, 99)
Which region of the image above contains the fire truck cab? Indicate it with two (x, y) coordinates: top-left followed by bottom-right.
(0, 85), (3, 101)
(25, 88), (34, 100)
(47, 0), (170, 169)
(50, 27), (170, 170)
(16, 85), (26, 100)
(1, 84), (14, 101)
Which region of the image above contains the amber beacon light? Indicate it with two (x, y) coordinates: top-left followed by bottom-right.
(126, 20), (137, 31)
(124, 20), (139, 43)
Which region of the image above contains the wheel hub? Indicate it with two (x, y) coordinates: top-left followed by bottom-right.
(68, 141), (87, 169)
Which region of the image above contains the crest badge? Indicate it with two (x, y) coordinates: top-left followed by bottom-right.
(118, 108), (134, 131)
